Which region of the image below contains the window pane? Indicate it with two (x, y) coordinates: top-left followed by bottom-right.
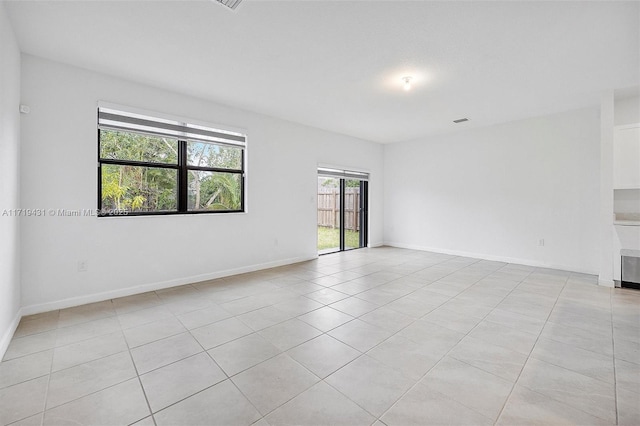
(101, 164), (177, 213)
(188, 171), (242, 211)
(187, 141), (242, 170)
(344, 179), (361, 250)
(100, 129), (178, 164)
(317, 177), (341, 254)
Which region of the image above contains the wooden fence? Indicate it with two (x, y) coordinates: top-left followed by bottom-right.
(317, 188), (360, 231)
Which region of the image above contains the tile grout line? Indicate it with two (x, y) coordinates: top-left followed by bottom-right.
(442, 267), (545, 424)
(145, 335), (259, 423)
(325, 261), (479, 364)
(610, 288), (619, 425)
(129, 264), (541, 424)
(39, 334), (149, 421)
(142, 319), (267, 424)
(118, 299), (164, 425)
(492, 273), (574, 425)
(5, 251), (628, 426)
(2, 255), (372, 424)
(122, 330), (158, 426)
(39, 328), (56, 426)
(372, 262), (535, 423)
(501, 279), (620, 424)
(207, 255), (471, 422)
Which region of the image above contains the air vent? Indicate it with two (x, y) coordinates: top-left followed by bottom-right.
(214, 0), (242, 10)
(453, 118), (469, 123)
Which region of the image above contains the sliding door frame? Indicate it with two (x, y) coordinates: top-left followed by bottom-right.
(317, 168), (368, 255)
(360, 180), (368, 249)
(339, 178), (346, 252)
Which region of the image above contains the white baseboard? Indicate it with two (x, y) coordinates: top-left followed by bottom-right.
(598, 278), (615, 288)
(384, 241), (598, 276)
(21, 254), (318, 317)
(368, 241), (385, 248)
(1, 308), (23, 360)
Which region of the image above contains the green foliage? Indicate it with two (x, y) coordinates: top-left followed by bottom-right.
(191, 172), (241, 211)
(317, 226), (360, 251)
(131, 195), (145, 210)
(100, 130), (178, 164)
(320, 178), (361, 188)
(187, 141), (242, 210)
(100, 129), (243, 212)
(320, 178), (338, 188)
(188, 142), (242, 169)
(101, 164), (177, 212)
(101, 167), (126, 209)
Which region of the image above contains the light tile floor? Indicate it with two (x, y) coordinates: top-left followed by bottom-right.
(1, 247), (639, 425)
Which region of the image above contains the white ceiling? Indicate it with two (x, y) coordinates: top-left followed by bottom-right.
(5, 0), (639, 144)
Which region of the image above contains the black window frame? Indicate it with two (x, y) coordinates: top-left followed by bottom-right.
(97, 114), (246, 217)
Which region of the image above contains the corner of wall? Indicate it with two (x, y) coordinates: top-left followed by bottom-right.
(0, 309), (22, 358)
(0, 0), (23, 360)
(599, 91), (615, 286)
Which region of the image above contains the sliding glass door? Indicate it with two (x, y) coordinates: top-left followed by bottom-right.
(344, 179), (363, 250)
(317, 169), (368, 254)
(317, 176), (342, 254)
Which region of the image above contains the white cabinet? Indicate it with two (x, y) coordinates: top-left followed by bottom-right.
(614, 124), (640, 189)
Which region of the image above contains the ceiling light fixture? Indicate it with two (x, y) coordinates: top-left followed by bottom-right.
(402, 76), (413, 91)
(214, 0), (242, 10)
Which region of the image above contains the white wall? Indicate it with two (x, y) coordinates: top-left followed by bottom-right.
(0, 1), (22, 355)
(384, 108), (600, 274)
(600, 92), (615, 286)
(613, 94), (640, 282)
(20, 55), (384, 312)
(614, 95), (640, 126)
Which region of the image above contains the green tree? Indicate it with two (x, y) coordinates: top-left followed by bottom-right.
(187, 142), (242, 211)
(100, 130), (178, 212)
(100, 130), (242, 212)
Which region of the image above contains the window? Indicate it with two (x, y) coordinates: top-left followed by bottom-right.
(98, 107), (246, 216)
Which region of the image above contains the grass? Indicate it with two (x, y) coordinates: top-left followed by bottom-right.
(317, 226), (360, 251)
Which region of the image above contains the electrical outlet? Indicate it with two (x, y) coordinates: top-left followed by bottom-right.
(538, 239), (545, 247)
(77, 260), (88, 272)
